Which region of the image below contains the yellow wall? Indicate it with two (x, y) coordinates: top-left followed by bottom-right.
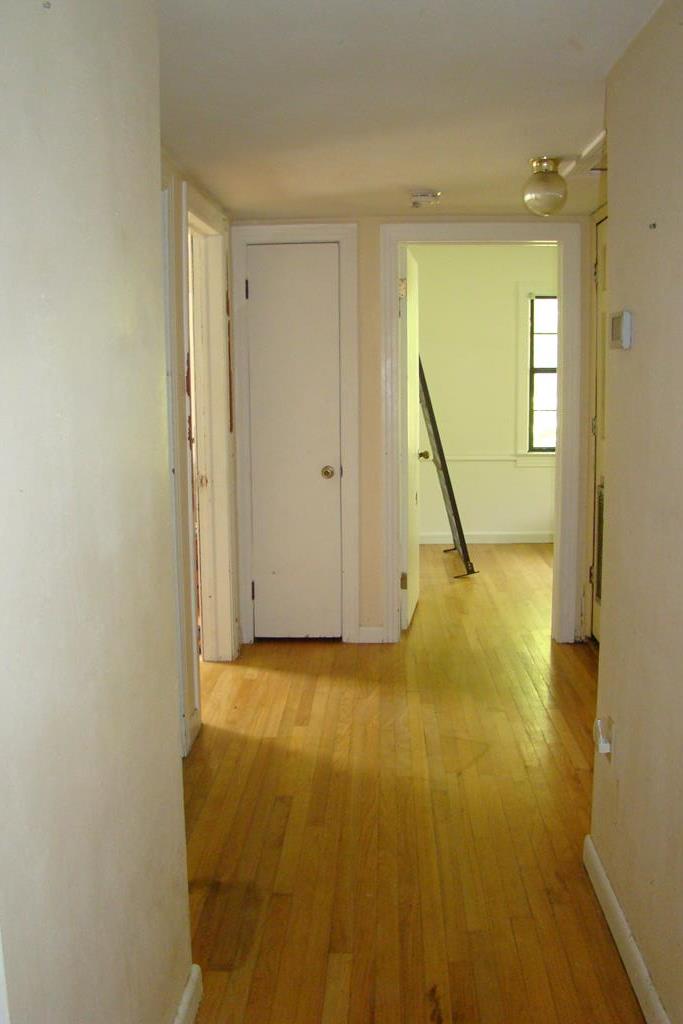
(590, 1), (683, 1018)
(410, 243), (558, 543)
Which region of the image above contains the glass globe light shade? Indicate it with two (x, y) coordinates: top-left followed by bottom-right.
(523, 157), (567, 217)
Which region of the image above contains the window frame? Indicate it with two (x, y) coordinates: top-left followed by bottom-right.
(528, 294), (558, 453)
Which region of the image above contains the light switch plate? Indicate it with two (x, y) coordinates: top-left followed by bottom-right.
(610, 310), (633, 349)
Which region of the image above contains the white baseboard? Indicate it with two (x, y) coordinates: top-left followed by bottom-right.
(172, 964), (202, 1024)
(182, 709), (201, 758)
(420, 531), (554, 545)
(583, 836), (670, 1024)
(356, 626), (388, 644)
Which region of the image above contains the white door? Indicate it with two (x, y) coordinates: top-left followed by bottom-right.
(247, 242), (342, 637)
(401, 249), (421, 628)
(592, 216), (608, 640)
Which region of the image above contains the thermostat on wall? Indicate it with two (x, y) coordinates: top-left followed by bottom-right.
(610, 310), (633, 350)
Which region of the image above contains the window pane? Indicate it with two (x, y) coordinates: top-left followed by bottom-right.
(533, 371), (557, 411)
(534, 297), (558, 333)
(532, 333), (557, 369)
(533, 410), (557, 449)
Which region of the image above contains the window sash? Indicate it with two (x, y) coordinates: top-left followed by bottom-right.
(529, 296), (558, 452)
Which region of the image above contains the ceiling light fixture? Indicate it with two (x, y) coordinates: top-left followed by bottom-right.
(410, 189), (442, 209)
(523, 157), (567, 217)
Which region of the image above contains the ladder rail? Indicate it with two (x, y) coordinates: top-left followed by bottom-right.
(419, 358), (476, 576)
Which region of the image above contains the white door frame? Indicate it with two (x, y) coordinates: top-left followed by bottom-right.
(231, 224), (360, 643)
(187, 186), (240, 663)
(381, 222), (583, 644)
(162, 186), (192, 756)
(161, 183), (203, 755)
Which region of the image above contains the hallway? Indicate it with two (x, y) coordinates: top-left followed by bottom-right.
(184, 545), (643, 1023)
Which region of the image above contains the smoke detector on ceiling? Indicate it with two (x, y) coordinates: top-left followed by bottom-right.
(410, 189), (442, 208)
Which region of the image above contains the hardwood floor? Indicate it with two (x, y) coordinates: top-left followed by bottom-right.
(184, 544), (643, 1023)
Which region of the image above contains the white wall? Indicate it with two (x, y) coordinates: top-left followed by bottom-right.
(589, 2), (683, 1020)
(0, 5), (194, 1023)
(410, 244), (557, 543)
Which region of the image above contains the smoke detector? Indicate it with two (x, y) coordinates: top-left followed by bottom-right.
(410, 189), (442, 208)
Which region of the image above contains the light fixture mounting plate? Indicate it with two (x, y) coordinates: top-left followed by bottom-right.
(410, 189), (442, 208)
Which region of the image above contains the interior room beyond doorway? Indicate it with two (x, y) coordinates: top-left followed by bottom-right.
(402, 242), (560, 630)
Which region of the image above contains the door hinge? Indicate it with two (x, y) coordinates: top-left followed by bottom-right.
(591, 415), (597, 436)
(251, 580), (255, 600)
(187, 414), (193, 447)
(589, 565), (594, 585)
(398, 277), (407, 318)
(185, 351), (191, 398)
(400, 571), (408, 591)
(593, 260), (598, 285)
(245, 278), (249, 300)
(226, 287), (230, 316)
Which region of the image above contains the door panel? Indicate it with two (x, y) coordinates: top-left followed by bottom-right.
(247, 242), (342, 637)
(403, 250), (420, 628)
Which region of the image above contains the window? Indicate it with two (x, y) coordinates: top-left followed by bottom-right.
(528, 296), (558, 451)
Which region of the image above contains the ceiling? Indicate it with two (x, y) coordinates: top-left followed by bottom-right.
(159, 0), (660, 220)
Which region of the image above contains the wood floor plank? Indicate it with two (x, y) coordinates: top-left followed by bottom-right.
(320, 953), (353, 1024)
(188, 544), (645, 1024)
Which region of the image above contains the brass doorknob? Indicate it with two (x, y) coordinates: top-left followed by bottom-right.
(321, 465), (335, 479)
(418, 450), (431, 461)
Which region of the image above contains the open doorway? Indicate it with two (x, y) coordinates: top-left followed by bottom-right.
(381, 221), (583, 644)
(401, 242), (560, 629)
(185, 206), (239, 663)
(161, 171), (239, 756)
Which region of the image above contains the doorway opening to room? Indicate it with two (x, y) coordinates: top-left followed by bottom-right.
(161, 178), (239, 756)
(185, 208), (239, 685)
(400, 241), (560, 634)
(381, 222), (583, 645)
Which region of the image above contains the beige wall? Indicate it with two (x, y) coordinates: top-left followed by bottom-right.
(410, 243), (557, 543)
(590, 1), (683, 1019)
(0, 5), (193, 1023)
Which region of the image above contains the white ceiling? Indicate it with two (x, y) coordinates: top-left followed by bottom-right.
(159, 0), (660, 219)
